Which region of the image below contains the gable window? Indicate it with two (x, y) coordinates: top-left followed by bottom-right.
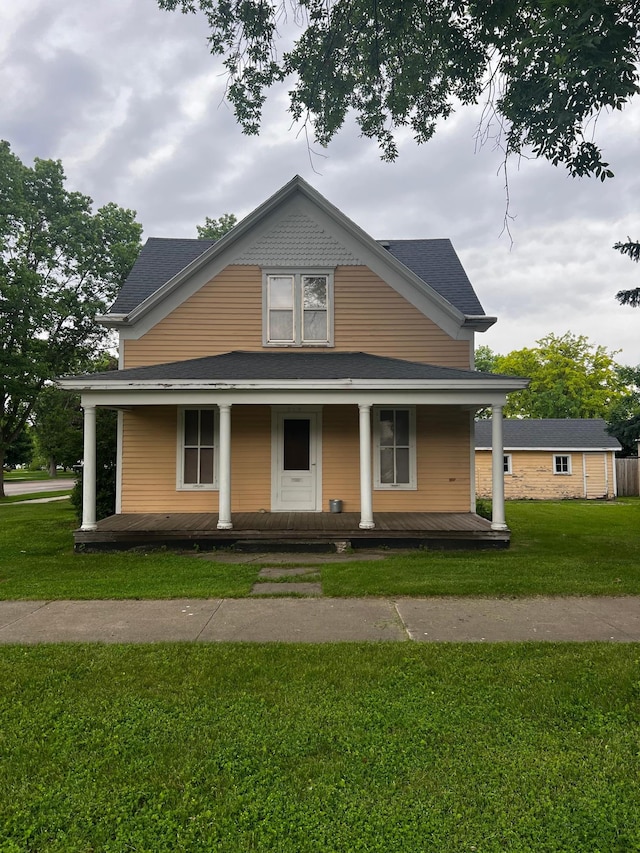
(178, 408), (217, 489)
(504, 454), (512, 475)
(374, 407), (416, 489)
(264, 272), (333, 346)
(554, 454), (571, 475)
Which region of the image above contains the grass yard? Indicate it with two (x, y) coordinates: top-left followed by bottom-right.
(0, 498), (638, 599)
(1, 643), (638, 852)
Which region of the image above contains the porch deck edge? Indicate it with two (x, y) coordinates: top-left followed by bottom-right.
(73, 512), (510, 552)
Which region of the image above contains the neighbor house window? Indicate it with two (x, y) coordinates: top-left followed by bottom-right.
(264, 272), (333, 345)
(504, 454), (512, 474)
(178, 408), (217, 489)
(554, 454), (571, 475)
(374, 407), (416, 489)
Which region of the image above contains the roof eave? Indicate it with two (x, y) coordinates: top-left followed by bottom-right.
(464, 315), (497, 332)
(58, 376), (531, 393)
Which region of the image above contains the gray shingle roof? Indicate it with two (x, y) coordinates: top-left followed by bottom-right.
(475, 419), (620, 450)
(109, 236), (485, 317)
(384, 239), (485, 315)
(70, 351), (507, 383)
(111, 238), (216, 314)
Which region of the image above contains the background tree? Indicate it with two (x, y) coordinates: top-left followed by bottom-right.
(0, 140), (142, 496)
(4, 427), (33, 470)
(493, 332), (625, 419)
(474, 345), (498, 374)
(606, 364), (640, 456)
(32, 386), (84, 477)
(158, 0), (639, 178)
(614, 238), (640, 307)
(196, 213), (238, 240)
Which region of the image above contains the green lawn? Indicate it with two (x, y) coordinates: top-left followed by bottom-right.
(0, 643), (638, 852)
(0, 498), (638, 599)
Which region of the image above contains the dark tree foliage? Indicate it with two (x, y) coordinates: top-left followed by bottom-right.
(614, 238), (640, 308)
(607, 365), (640, 456)
(158, 0), (639, 177)
(5, 428), (33, 469)
(70, 408), (118, 523)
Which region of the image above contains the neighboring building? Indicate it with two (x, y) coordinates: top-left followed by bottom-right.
(60, 176), (526, 549)
(475, 419), (621, 500)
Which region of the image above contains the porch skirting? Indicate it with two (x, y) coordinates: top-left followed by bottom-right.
(74, 511), (510, 552)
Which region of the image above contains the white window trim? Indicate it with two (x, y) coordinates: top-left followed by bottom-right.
(373, 406), (417, 490)
(504, 453), (512, 475)
(262, 270), (334, 347)
(553, 454), (572, 475)
(176, 407), (219, 490)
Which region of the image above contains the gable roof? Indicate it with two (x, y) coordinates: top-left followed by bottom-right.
(475, 419), (621, 450)
(111, 235), (485, 318)
(102, 176), (494, 334)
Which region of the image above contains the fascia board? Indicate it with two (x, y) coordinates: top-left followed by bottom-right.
(102, 177), (316, 331)
(59, 377), (529, 393)
(76, 388), (514, 408)
(102, 176), (490, 340)
(293, 193), (469, 339)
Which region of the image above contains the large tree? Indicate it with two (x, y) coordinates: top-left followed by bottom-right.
(0, 141), (142, 496)
(493, 332), (625, 419)
(158, 0), (639, 177)
(606, 364), (640, 456)
(614, 238), (640, 308)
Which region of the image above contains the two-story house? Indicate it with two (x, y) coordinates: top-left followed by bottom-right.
(60, 176), (527, 550)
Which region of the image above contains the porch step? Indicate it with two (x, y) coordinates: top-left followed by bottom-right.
(234, 539), (349, 554)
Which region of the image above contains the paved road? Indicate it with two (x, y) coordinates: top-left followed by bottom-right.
(1, 596), (639, 644)
(2, 477), (76, 496)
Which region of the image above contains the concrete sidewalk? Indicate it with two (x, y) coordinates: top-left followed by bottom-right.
(0, 596), (639, 644)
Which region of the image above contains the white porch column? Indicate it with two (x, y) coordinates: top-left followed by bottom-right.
(217, 403), (233, 530)
(491, 404), (508, 531)
(81, 404), (97, 531)
(358, 403), (375, 529)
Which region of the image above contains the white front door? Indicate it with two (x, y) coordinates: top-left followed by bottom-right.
(272, 410), (321, 511)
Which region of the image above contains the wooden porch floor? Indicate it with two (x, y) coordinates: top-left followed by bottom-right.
(75, 511), (510, 551)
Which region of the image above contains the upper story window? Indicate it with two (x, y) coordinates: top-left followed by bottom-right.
(264, 272), (333, 346)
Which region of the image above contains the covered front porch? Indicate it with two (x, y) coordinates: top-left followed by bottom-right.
(74, 509), (508, 552)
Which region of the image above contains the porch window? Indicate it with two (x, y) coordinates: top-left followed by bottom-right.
(504, 454), (512, 474)
(554, 454), (571, 475)
(264, 272), (332, 345)
(374, 407), (416, 489)
(178, 408), (217, 489)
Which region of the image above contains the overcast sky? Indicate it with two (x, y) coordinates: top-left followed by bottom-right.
(2, 0), (639, 365)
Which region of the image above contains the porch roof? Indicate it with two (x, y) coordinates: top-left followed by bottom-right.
(60, 351), (527, 391)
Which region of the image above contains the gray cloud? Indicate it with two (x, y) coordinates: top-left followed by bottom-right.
(1, 0), (638, 365)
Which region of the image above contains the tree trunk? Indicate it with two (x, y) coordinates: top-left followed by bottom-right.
(48, 457), (57, 478)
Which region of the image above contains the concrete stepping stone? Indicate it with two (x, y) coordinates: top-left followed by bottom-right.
(258, 567), (319, 578)
(251, 582), (323, 596)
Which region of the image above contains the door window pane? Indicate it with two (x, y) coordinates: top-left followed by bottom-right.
(283, 418), (310, 470)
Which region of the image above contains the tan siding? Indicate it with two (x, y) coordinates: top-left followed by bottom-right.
(121, 405), (272, 513)
(475, 450), (616, 500)
(123, 265), (472, 369)
(122, 404), (472, 514)
(322, 406), (471, 513)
